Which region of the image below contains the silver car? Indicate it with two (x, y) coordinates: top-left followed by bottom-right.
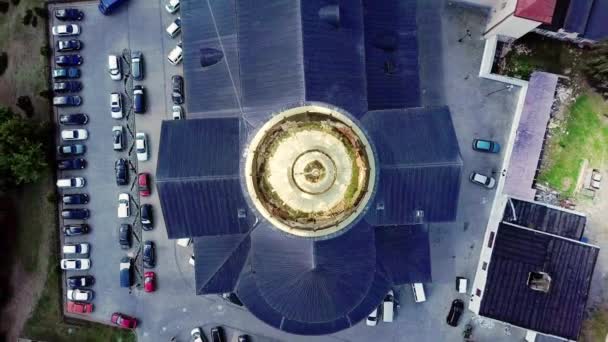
(112, 126), (124, 150)
(110, 92), (123, 119)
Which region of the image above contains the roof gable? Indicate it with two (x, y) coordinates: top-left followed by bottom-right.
(515, 0), (557, 24)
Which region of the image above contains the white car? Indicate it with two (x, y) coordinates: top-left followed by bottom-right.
(110, 92), (123, 119)
(166, 17), (181, 38)
(136, 132), (148, 161)
(166, 0), (180, 13)
(177, 238), (191, 247)
(61, 129), (88, 141)
(63, 243), (90, 255)
(191, 327), (204, 342)
(67, 289), (93, 301)
(52, 24), (80, 36)
(168, 44), (183, 65)
(469, 172), (496, 189)
(108, 54), (122, 81)
(112, 126), (124, 150)
(189, 255), (195, 266)
(60, 258), (90, 270)
(117, 193), (130, 218)
(172, 105), (183, 120)
(366, 307), (379, 326)
(57, 177), (86, 188)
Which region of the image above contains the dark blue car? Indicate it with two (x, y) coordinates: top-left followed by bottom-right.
(53, 81), (82, 93)
(62, 193), (89, 205)
(58, 158), (86, 170)
(55, 54), (83, 66)
(54, 8), (84, 21)
(53, 67), (80, 79)
(59, 113), (88, 125)
(56, 39), (82, 52)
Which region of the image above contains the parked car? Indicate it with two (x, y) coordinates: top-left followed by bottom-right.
(382, 290), (394, 323)
(108, 54), (122, 81)
(238, 336), (249, 342)
(54, 8), (84, 21)
(469, 172), (496, 189)
(140, 204), (153, 230)
(58, 144), (86, 156)
(52, 24), (80, 36)
(131, 51), (144, 80)
(67, 275), (94, 289)
(66, 301), (93, 314)
(57, 177), (86, 188)
(167, 44), (183, 65)
(98, 0), (128, 15)
(55, 54), (83, 66)
(222, 293), (243, 306)
(112, 126), (124, 150)
(63, 243), (90, 255)
(133, 85), (146, 113)
(119, 224), (131, 249)
(53, 67), (80, 79)
(115, 158), (129, 186)
(62, 193), (89, 205)
(67, 289), (93, 301)
(211, 327), (225, 342)
(56, 39), (82, 52)
(136, 132), (148, 161)
(61, 208), (89, 220)
(120, 257), (132, 288)
(189, 255), (195, 266)
(110, 92), (123, 119)
(366, 307), (379, 326)
(117, 193), (130, 218)
(171, 105), (182, 120)
(57, 158), (86, 170)
(143, 241), (155, 268)
(446, 299), (464, 327)
(54, 81), (82, 93)
(472, 139), (501, 153)
(166, 0), (180, 13)
(177, 238), (191, 247)
(54, 95), (82, 107)
(138, 173), (150, 196)
(111, 312), (137, 329)
(171, 75), (184, 104)
(60, 258), (90, 270)
(68, 275), (95, 289)
(412, 283), (427, 303)
(59, 113), (88, 125)
(61, 129), (88, 141)
(63, 224), (89, 236)
(191, 328), (205, 342)
(144, 271), (155, 292)
(166, 17), (181, 38)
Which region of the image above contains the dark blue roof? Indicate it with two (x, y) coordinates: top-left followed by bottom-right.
(563, 0), (594, 34)
(563, 0), (608, 40)
(194, 234), (250, 294)
(375, 225), (432, 284)
(584, 0), (608, 40)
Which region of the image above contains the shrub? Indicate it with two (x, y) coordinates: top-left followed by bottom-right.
(22, 9), (32, 25)
(0, 2), (9, 13)
(39, 45), (50, 57)
(31, 15), (37, 27)
(16, 96), (34, 117)
(33, 7), (47, 18)
(38, 90), (52, 99)
(582, 41), (608, 96)
(10, 0), (18, 5)
(0, 52), (7, 76)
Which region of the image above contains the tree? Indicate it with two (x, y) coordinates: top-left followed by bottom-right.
(582, 41), (608, 95)
(0, 107), (49, 188)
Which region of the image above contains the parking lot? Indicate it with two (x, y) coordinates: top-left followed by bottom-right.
(49, 1), (533, 342)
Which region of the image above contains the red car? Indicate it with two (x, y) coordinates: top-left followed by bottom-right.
(138, 173), (150, 196)
(144, 271), (156, 292)
(66, 301), (93, 314)
(111, 312), (137, 329)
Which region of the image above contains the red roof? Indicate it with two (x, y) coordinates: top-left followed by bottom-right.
(515, 0), (557, 24)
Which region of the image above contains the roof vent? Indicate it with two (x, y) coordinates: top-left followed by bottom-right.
(384, 60), (398, 75)
(527, 272), (551, 293)
(376, 202), (385, 211)
(237, 208), (247, 219)
(414, 210), (424, 224)
(319, 5), (340, 28)
(373, 33), (398, 51)
(200, 48), (224, 68)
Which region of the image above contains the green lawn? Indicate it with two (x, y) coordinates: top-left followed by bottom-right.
(582, 308), (608, 342)
(537, 93), (608, 196)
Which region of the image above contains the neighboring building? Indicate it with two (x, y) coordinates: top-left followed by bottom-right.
(156, 0), (463, 335)
(470, 198), (599, 341)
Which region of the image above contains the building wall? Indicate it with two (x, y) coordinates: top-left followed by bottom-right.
(455, 0), (497, 7)
(485, 14), (541, 39)
(485, 0), (517, 30)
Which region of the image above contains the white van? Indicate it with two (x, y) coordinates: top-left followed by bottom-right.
(168, 45), (183, 65)
(382, 290), (394, 322)
(177, 238), (191, 247)
(108, 55), (121, 81)
(412, 283), (426, 303)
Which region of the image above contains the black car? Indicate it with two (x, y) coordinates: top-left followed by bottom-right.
(63, 224), (89, 236)
(133, 85), (146, 113)
(56, 39), (82, 52)
(238, 335), (249, 342)
(211, 327), (225, 342)
(131, 51), (144, 81)
(119, 224), (131, 249)
(115, 158), (129, 186)
(62, 193), (89, 205)
(58, 144), (86, 156)
(62, 208), (89, 220)
(54, 81), (82, 93)
(53, 95), (82, 107)
(67, 275), (95, 289)
(55, 54), (83, 66)
(57, 158), (86, 170)
(171, 75), (184, 104)
(140, 204), (153, 231)
(54, 8), (84, 21)
(143, 241), (155, 268)
(446, 299), (464, 327)
(59, 113), (88, 125)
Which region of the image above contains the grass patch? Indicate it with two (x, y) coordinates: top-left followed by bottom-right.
(582, 309), (608, 342)
(537, 92), (608, 196)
